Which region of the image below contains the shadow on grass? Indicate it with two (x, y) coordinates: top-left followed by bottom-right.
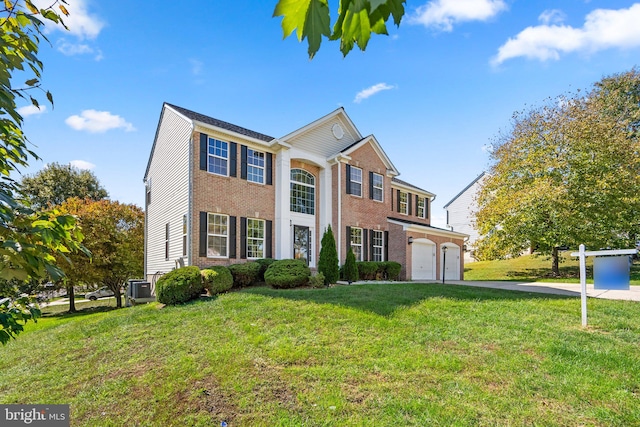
(42, 305), (120, 319)
(241, 283), (572, 317)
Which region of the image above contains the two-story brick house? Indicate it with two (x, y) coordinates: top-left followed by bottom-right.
(144, 103), (467, 286)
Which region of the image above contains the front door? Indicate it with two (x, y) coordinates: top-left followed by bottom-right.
(293, 225), (311, 265)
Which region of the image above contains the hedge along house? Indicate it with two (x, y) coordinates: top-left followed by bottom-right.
(144, 103), (467, 287)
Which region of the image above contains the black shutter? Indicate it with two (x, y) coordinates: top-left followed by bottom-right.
(370, 229), (375, 261)
(240, 217), (247, 259)
(391, 188), (394, 211)
(369, 172), (374, 199)
(345, 164), (351, 194)
(346, 226), (351, 256)
(396, 189), (401, 212)
(199, 134), (208, 171)
(416, 195), (420, 217)
(384, 231), (389, 261)
(363, 229), (369, 261)
(426, 198), (429, 219)
(408, 193), (413, 216)
(230, 142), (237, 177)
(266, 153), (273, 185)
(229, 216), (237, 258)
(266, 220), (272, 258)
(199, 212), (207, 257)
(240, 145), (247, 180)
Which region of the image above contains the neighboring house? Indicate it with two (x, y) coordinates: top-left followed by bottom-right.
(443, 172), (486, 262)
(144, 103), (467, 287)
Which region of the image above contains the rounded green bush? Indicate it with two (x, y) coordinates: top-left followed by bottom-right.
(357, 261), (378, 280)
(264, 259), (311, 289)
(255, 258), (276, 281)
(383, 261), (402, 281)
(228, 262), (261, 287)
(202, 266), (233, 294)
(156, 266), (203, 305)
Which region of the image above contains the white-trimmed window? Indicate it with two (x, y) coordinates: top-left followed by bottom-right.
(208, 138), (228, 176)
(247, 148), (265, 184)
(290, 169), (315, 215)
(372, 230), (384, 262)
(350, 227), (363, 261)
(165, 223), (169, 260)
(207, 213), (228, 257)
(399, 191), (408, 215)
(350, 166), (362, 197)
(247, 218), (265, 259)
(417, 197), (426, 218)
(372, 173), (383, 201)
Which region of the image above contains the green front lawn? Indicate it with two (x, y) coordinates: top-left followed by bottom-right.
(465, 253), (640, 284)
(1, 283), (639, 426)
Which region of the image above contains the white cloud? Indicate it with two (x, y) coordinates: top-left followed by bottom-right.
(493, 4), (640, 65)
(17, 105), (47, 117)
(69, 160), (96, 170)
(538, 9), (566, 25)
(354, 83), (396, 103)
(34, 0), (105, 39)
(57, 40), (104, 60)
(410, 0), (507, 31)
(65, 110), (136, 133)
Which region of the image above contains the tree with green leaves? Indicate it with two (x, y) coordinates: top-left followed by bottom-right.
(341, 246), (359, 284)
(59, 198), (144, 310)
(273, 0), (405, 58)
(20, 162), (108, 209)
(318, 225), (339, 285)
(475, 68), (640, 275)
(0, 0), (87, 343)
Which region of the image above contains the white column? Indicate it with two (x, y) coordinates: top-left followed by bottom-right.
(275, 149), (291, 259)
(318, 165), (332, 237)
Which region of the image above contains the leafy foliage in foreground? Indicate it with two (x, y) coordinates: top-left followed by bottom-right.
(1, 284), (640, 425)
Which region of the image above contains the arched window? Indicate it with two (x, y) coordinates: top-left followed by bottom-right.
(290, 169), (315, 215)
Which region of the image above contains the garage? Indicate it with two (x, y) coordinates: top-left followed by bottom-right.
(411, 238), (436, 280)
(441, 243), (461, 280)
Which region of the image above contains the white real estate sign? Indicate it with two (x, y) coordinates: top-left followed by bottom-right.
(571, 245), (637, 327)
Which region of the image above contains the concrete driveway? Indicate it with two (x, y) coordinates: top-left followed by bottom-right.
(442, 280), (640, 301)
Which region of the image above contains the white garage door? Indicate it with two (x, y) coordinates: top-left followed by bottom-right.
(412, 240), (436, 280)
(442, 245), (461, 280)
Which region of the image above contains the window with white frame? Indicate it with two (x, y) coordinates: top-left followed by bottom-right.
(247, 218), (265, 259)
(208, 138), (228, 176)
(399, 191), (408, 214)
(372, 230), (384, 262)
(350, 227), (363, 261)
(350, 166), (362, 197)
(165, 223), (169, 260)
(417, 197), (426, 218)
(372, 173), (383, 201)
(247, 148), (265, 183)
(207, 213), (228, 257)
(290, 169), (315, 215)
(182, 215), (187, 257)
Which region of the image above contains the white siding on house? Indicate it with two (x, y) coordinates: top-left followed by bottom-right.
(284, 116), (358, 158)
(445, 173), (486, 260)
(145, 106), (193, 278)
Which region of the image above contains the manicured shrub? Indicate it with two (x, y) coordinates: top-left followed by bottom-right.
(383, 261), (402, 281)
(356, 261), (378, 280)
(228, 262), (261, 287)
(264, 259), (311, 289)
(255, 258), (276, 281)
(156, 266), (203, 305)
(202, 266), (233, 295)
(308, 272), (326, 288)
(341, 247), (359, 284)
(318, 225), (339, 285)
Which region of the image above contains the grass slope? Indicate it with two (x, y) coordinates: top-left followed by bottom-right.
(1, 283), (639, 426)
(465, 253), (640, 284)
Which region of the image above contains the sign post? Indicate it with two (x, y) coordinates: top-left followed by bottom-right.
(571, 245), (637, 327)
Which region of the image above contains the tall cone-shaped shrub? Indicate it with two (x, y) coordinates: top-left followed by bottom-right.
(318, 225), (339, 285)
(342, 246), (359, 284)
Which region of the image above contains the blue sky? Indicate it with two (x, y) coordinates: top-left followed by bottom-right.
(17, 0), (640, 227)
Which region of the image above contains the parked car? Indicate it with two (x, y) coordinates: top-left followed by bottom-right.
(85, 286), (114, 301)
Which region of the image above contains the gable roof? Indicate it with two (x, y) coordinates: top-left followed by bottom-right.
(443, 172), (486, 209)
(165, 103), (274, 142)
(279, 107), (362, 143)
(340, 135), (399, 177)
